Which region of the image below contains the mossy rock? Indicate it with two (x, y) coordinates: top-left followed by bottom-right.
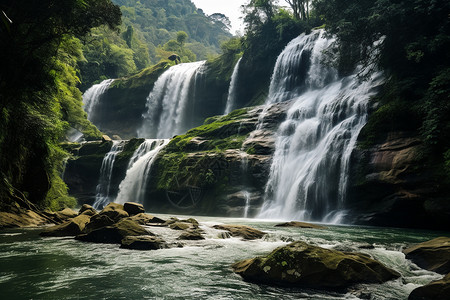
(120, 235), (168, 250)
(403, 237), (450, 274)
(213, 224), (266, 240)
(40, 214), (92, 237)
(409, 273), (450, 300)
(232, 241), (400, 289)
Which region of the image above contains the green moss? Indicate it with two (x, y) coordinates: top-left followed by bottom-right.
(110, 61), (171, 90)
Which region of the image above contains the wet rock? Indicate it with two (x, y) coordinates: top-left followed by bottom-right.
(40, 214), (92, 237)
(232, 241), (400, 289)
(170, 222), (194, 231)
(56, 208), (78, 220)
(177, 230), (205, 240)
(123, 202), (145, 216)
(76, 219), (149, 244)
(99, 203), (129, 222)
(213, 224), (266, 240)
(78, 204), (97, 216)
(83, 214), (116, 233)
(403, 237), (450, 274)
(120, 235), (168, 250)
(275, 221), (326, 229)
(218, 232), (232, 239)
(409, 273), (450, 300)
(127, 213), (165, 225)
(0, 210), (49, 229)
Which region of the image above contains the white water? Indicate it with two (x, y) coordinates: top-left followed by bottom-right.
(224, 57), (242, 115)
(82, 79), (114, 121)
(258, 30), (383, 222)
(138, 61), (206, 139)
(93, 141), (125, 210)
(115, 139), (169, 205)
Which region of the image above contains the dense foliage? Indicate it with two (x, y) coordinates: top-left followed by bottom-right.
(313, 0), (450, 183)
(0, 0), (121, 210)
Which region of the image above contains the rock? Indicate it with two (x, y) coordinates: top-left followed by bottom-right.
(169, 222), (194, 231)
(128, 213), (165, 225)
(76, 219), (149, 244)
(83, 214), (116, 233)
(275, 221), (326, 229)
(120, 235), (168, 250)
(123, 202), (145, 216)
(112, 135), (122, 140)
(40, 214), (92, 237)
(102, 135), (112, 142)
(56, 208), (78, 220)
(232, 241), (400, 289)
(99, 203), (129, 222)
(0, 210), (49, 229)
(178, 230), (205, 240)
(409, 273), (450, 300)
(78, 204), (97, 216)
(213, 224), (266, 240)
(218, 232), (231, 239)
(403, 237), (450, 274)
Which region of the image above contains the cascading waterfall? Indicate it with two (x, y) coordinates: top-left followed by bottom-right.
(115, 139), (169, 205)
(258, 30), (383, 223)
(138, 61), (206, 139)
(82, 79), (114, 121)
(93, 141), (125, 210)
(224, 57), (242, 115)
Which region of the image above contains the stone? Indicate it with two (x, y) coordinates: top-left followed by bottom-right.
(409, 273), (450, 300)
(169, 222), (193, 231)
(123, 202), (145, 216)
(128, 213), (166, 225)
(177, 230), (205, 240)
(78, 204), (97, 216)
(403, 237), (450, 274)
(213, 224), (266, 240)
(83, 214), (116, 233)
(275, 221), (326, 229)
(40, 214), (92, 237)
(102, 135), (112, 142)
(56, 208), (78, 220)
(120, 235), (168, 250)
(99, 203), (129, 222)
(0, 210), (49, 229)
(76, 219), (149, 244)
(232, 241), (400, 289)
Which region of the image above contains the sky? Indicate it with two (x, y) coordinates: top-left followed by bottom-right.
(190, 0), (250, 35)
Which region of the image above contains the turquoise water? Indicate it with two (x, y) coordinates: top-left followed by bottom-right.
(0, 216), (447, 299)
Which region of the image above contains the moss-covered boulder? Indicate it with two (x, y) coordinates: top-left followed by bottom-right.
(403, 237), (450, 274)
(213, 224), (266, 240)
(40, 214), (92, 237)
(120, 235), (168, 250)
(76, 218), (149, 244)
(56, 208), (78, 220)
(99, 203), (129, 222)
(123, 202), (145, 216)
(177, 230), (205, 240)
(232, 241), (400, 289)
(78, 204), (97, 216)
(409, 273), (450, 300)
(127, 213), (165, 225)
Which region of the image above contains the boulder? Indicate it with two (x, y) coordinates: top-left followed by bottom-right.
(169, 222), (194, 231)
(232, 241), (400, 289)
(409, 273), (450, 300)
(99, 203), (129, 222)
(123, 202), (145, 216)
(213, 224), (266, 240)
(275, 221), (326, 229)
(40, 214), (92, 237)
(178, 230), (205, 240)
(78, 204), (97, 216)
(0, 210), (49, 229)
(120, 235), (168, 250)
(76, 219), (149, 244)
(56, 208), (78, 220)
(128, 213), (165, 225)
(403, 237), (450, 274)
(82, 214), (116, 233)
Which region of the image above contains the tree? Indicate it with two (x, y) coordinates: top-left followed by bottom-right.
(209, 13), (231, 31)
(283, 0), (310, 20)
(176, 30), (188, 45)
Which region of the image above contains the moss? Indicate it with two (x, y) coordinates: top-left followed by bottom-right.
(110, 61), (171, 90)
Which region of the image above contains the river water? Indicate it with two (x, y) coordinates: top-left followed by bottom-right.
(0, 216), (446, 299)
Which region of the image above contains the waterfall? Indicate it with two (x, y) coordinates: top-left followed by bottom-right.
(93, 141), (125, 210)
(115, 139), (169, 205)
(258, 30), (383, 223)
(224, 57), (242, 115)
(138, 61), (206, 139)
(82, 79), (114, 121)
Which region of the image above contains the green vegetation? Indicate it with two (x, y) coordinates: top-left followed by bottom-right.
(0, 0), (121, 210)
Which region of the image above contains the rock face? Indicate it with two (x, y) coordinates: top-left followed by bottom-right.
(403, 237), (450, 274)
(232, 241), (400, 289)
(348, 131), (450, 229)
(408, 273), (450, 300)
(213, 224), (266, 240)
